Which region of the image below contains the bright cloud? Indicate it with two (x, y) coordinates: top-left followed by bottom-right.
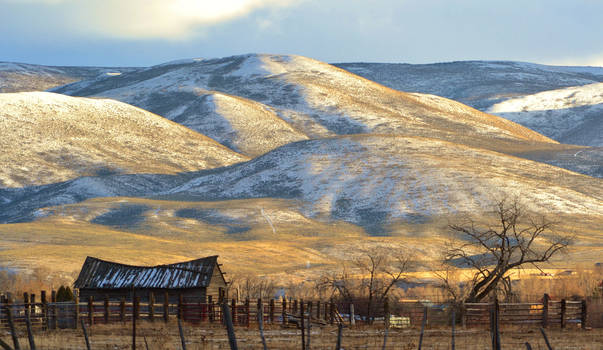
(547, 53), (603, 67)
(3, 0), (302, 39)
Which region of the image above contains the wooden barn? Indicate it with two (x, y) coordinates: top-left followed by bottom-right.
(73, 256), (227, 302)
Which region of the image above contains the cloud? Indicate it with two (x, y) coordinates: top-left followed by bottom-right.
(3, 0), (302, 39)
(547, 53), (603, 67)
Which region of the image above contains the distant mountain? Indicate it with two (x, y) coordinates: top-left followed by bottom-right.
(53, 54), (558, 156)
(335, 61), (603, 110)
(335, 61), (603, 147)
(487, 82), (603, 146)
(0, 92), (247, 188)
(0, 62), (139, 93)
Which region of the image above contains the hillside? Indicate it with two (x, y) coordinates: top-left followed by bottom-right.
(168, 91), (308, 157)
(336, 61), (603, 148)
(53, 54), (560, 155)
(4, 135), (599, 226)
(0, 62), (138, 93)
(0, 92), (247, 188)
(166, 135), (602, 228)
(488, 82), (603, 146)
(335, 61), (603, 110)
(2, 134), (601, 276)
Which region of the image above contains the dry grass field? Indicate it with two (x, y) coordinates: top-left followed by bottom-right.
(7, 322), (602, 350)
(1, 195), (602, 285)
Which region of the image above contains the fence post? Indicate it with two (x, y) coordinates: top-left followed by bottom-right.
(221, 301), (239, 350)
(560, 299), (566, 329)
(41, 290), (48, 330)
(349, 304), (355, 326)
(382, 299), (390, 350)
(163, 292), (169, 322)
(5, 300), (21, 350)
(269, 299), (275, 324)
(316, 300), (320, 320)
(581, 299), (587, 329)
(418, 306), (427, 350)
(25, 306), (36, 350)
(134, 295), (140, 322)
(258, 298), (268, 350)
(104, 296), (109, 324)
(88, 296), (94, 326)
(307, 301), (312, 350)
(451, 309), (456, 350)
(23, 292), (30, 319)
(178, 294), (184, 320)
(231, 298), (237, 326)
(300, 300), (305, 350)
(282, 297), (288, 326)
(293, 299), (298, 315)
(30, 293), (36, 318)
(493, 298), (501, 350)
(51, 290), (57, 330)
(74, 294), (79, 329)
(542, 293), (549, 328)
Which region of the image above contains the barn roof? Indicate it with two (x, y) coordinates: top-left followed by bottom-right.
(73, 256), (220, 289)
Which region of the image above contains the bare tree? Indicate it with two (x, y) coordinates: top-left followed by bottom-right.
(319, 247), (413, 322)
(229, 273), (278, 300)
(441, 197), (572, 303)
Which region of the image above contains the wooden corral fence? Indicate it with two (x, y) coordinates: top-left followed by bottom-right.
(464, 294), (587, 329)
(0, 291), (589, 332)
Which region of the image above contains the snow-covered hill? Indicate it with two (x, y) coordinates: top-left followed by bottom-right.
(336, 61), (603, 147)
(0, 62), (138, 93)
(335, 61), (603, 110)
(164, 135), (602, 233)
(53, 54), (556, 155)
(0, 92), (247, 188)
(3, 135), (601, 230)
(488, 83), (603, 146)
(168, 91), (308, 157)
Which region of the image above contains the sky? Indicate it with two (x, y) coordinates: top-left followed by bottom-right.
(1, 0), (602, 67)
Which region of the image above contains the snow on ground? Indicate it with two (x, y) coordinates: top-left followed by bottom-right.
(167, 135), (603, 231)
(488, 83), (603, 146)
(53, 54), (554, 156)
(0, 92), (247, 188)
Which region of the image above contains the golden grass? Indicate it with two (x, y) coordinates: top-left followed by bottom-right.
(10, 322), (603, 350)
(1, 195), (601, 287)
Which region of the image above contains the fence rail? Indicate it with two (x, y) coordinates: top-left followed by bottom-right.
(0, 291), (589, 332)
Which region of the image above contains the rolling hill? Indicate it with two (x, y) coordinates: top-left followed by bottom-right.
(3, 135), (601, 228)
(0, 92), (247, 188)
(1, 55), (602, 277)
(2, 135), (601, 275)
(335, 61), (603, 110)
(487, 82), (603, 146)
(336, 61), (603, 148)
(53, 54), (562, 155)
(0, 61), (138, 93)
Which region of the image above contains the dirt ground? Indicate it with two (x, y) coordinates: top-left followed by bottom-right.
(6, 322), (603, 350)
